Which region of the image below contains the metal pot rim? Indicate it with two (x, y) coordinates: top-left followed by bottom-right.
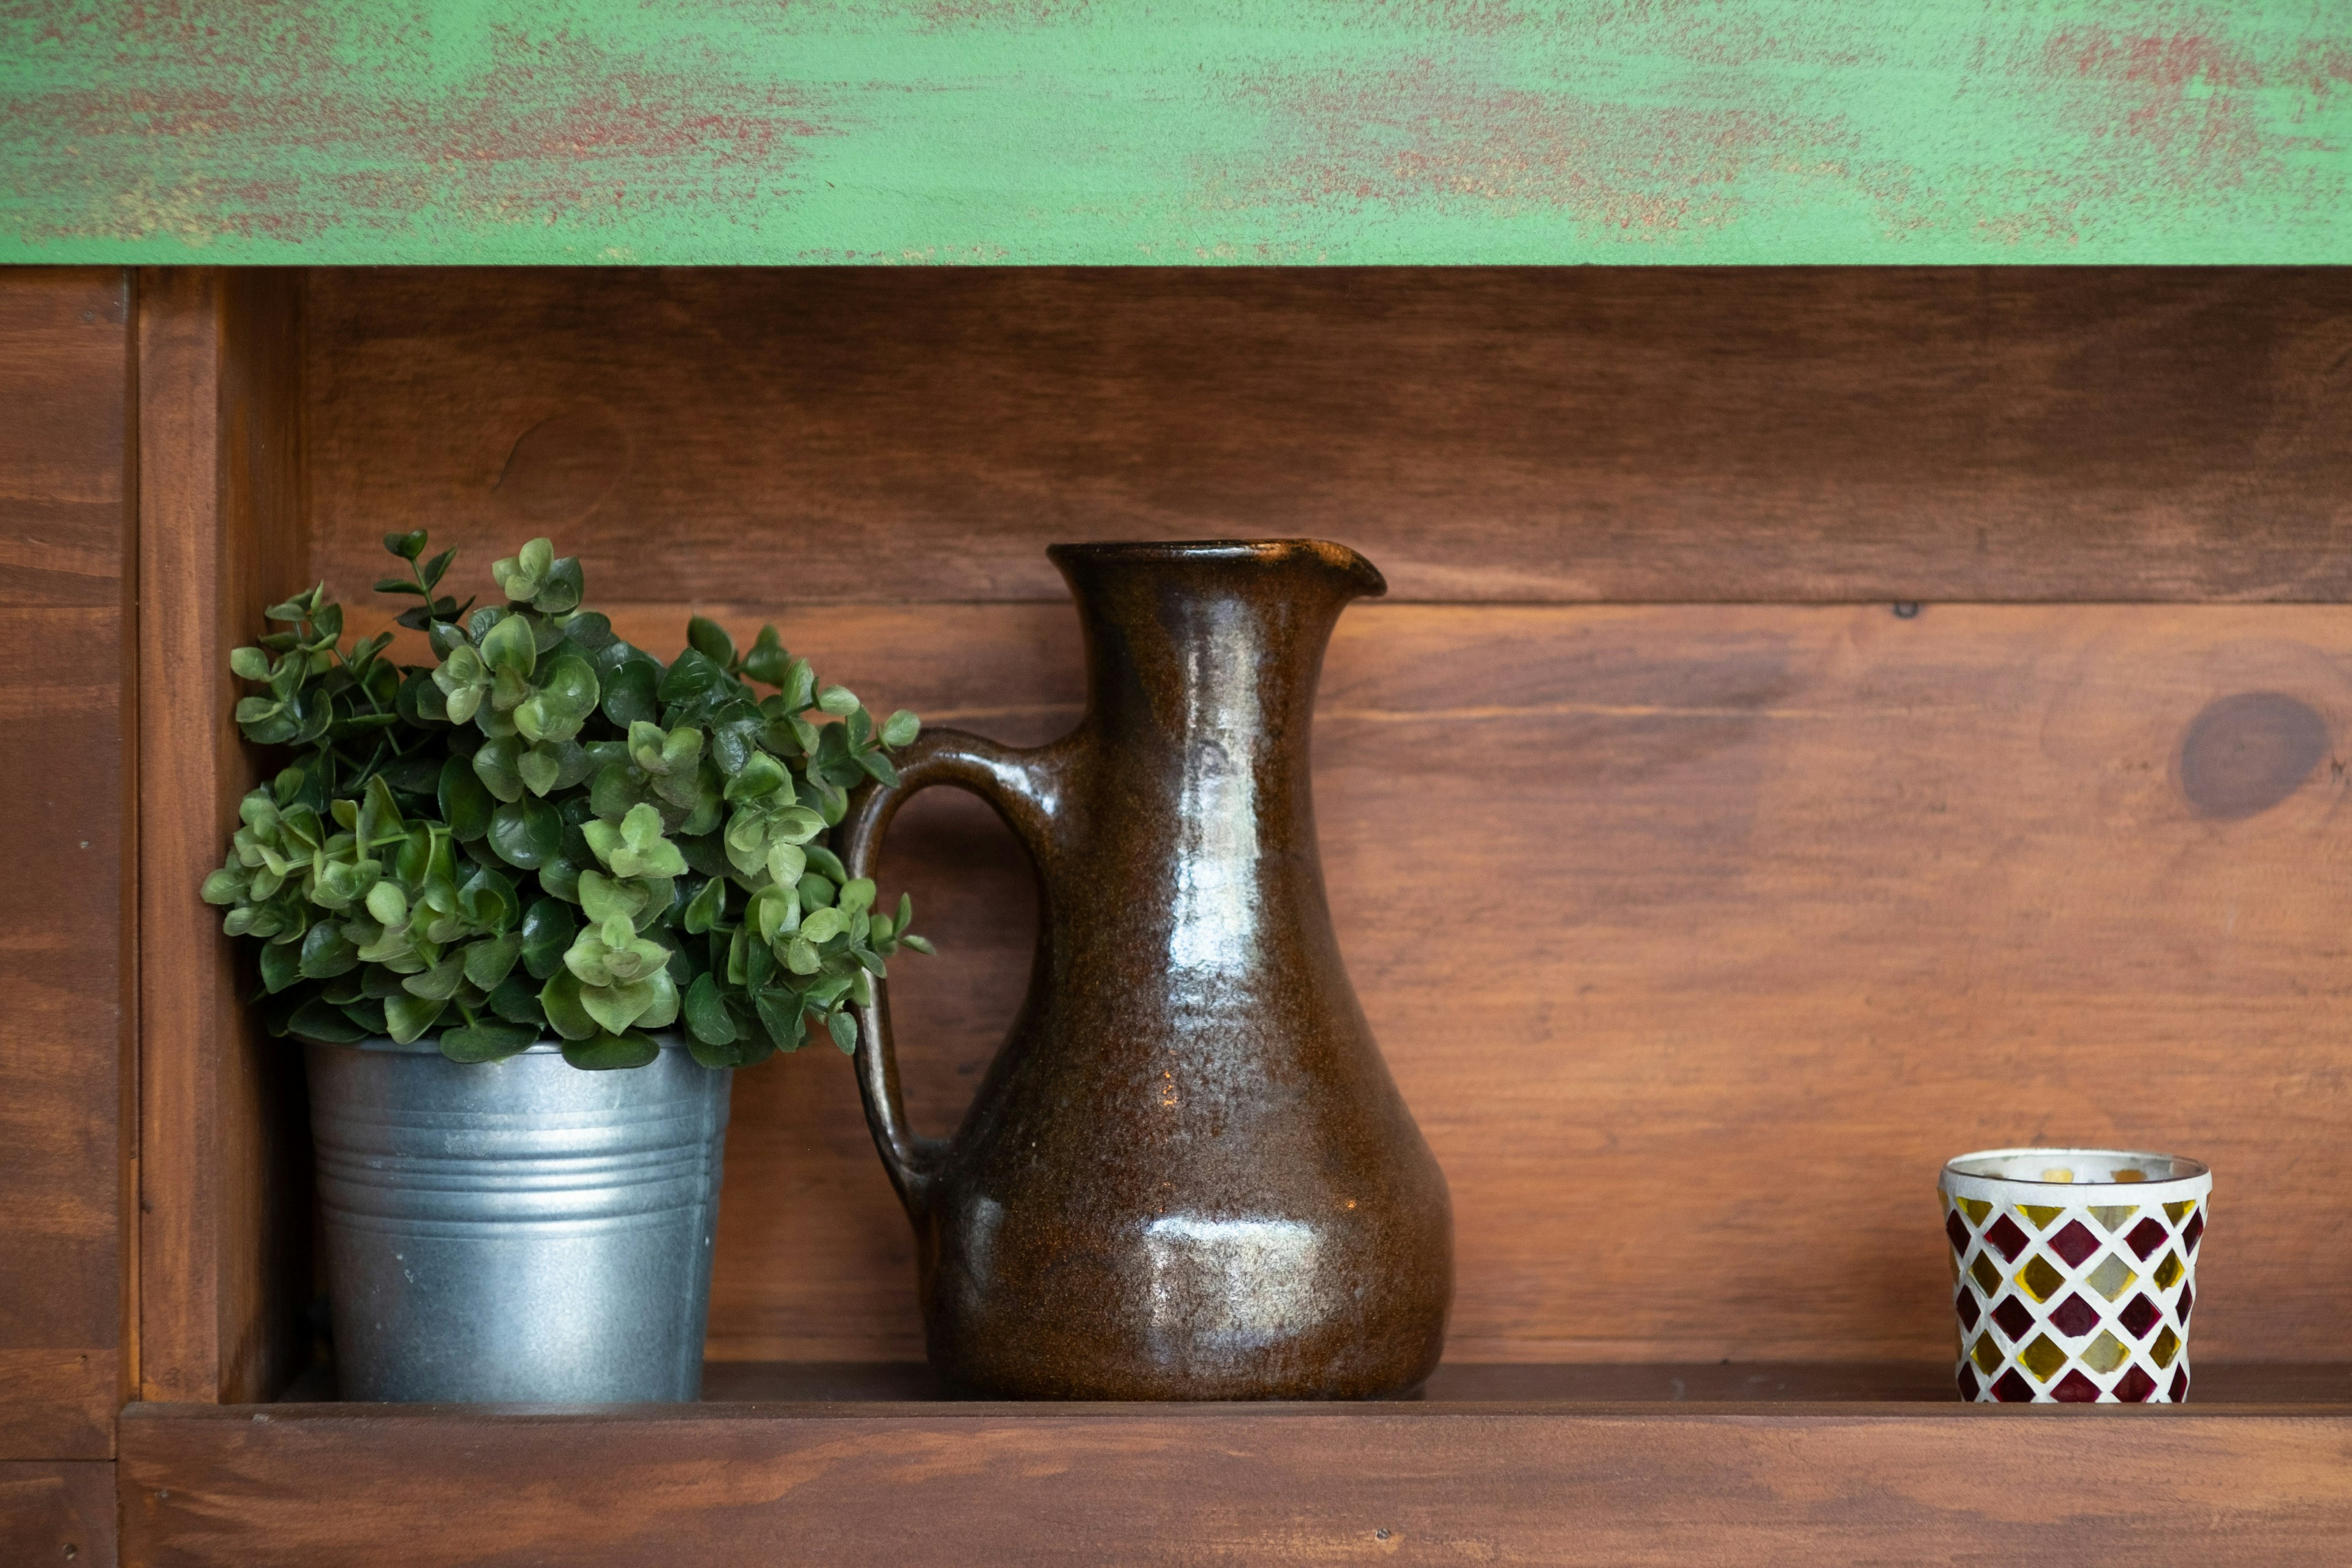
(293, 1030), (693, 1058)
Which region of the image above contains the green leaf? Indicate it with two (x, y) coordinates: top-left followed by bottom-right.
(562, 1031), (661, 1071)
(784, 935), (821, 975)
(418, 546), (458, 589)
(900, 933), (935, 956)
(516, 745), (560, 796)
(471, 735), (526, 804)
(362, 879), (409, 926)
(780, 658), (816, 711)
(519, 897), (575, 979)
(827, 1009), (859, 1054)
(601, 658), (659, 726)
(462, 931), (526, 990)
(837, 878), (877, 916)
(437, 756), (496, 841)
(657, 648), (727, 707)
(479, 611), (539, 678)
(684, 973), (736, 1044)
(533, 556), (584, 614)
(297, 921), (359, 979)
(858, 750), (902, 788)
(765, 842), (807, 888)
(688, 1036), (745, 1069)
(384, 992), (448, 1044)
(538, 970), (599, 1041)
(753, 990), (805, 1050)
(488, 797), (563, 869)
(682, 876), (726, 935)
(385, 529), (429, 561)
(228, 646), (271, 681)
(750, 882), (800, 945)
(740, 626), (787, 687)
(287, 995), (371, 1044)
(688, 616), (736, 669)
(439, 1020), (540, 1064)
(816, 684), (860, 717)
(402, 951), (468, 1001)
(486, 973), (546, 1028)
(258, 938), (304, 994)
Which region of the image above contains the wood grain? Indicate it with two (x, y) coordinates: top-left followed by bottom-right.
(694, 1359), (2352, 1406)
(0, 270), (131, 1459)
(0, 1460), (116, 1568)
(305, 268), (2352, 605)
(478, 600), (2352, 1366)
(118, 1399), (2352, 1567)
(135, 270), (312, 1406)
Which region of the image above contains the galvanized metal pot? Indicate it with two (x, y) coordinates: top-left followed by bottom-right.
(304, 1035), (730, 1403)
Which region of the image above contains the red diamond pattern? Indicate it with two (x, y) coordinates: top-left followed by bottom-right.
(1990, 1296), (2035, 1341)
(2178, 1280), (2193, 1321)
(2125, 1216), (2168, 1259)
(1956, 1289), (1981, 1330)
(2046, 1220), (2101, 1267)
(1957, 1363), (1980, 1400)
(2118, 1294), (2161, 1340)
(2184, 1209), (2204, 1255)
(2169, 1366), (2190, 1401)
(1985, 1213), (2031, 1261)
(2051, 1369), (2100, 1402)
(1991, 1369), (2035, 1403)
(1945, 1210), (1971, 1253)
(2113, 1365), (2158, 1403)
(2046, 1293), (2099, 1337)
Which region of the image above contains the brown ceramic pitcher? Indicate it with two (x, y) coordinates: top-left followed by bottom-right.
(841, 539), (1452, 1400)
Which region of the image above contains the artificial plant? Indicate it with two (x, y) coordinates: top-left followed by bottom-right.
(202, 532), (929, 1070)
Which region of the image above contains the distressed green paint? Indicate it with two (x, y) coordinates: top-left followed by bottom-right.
(2, 1), (2346, 265)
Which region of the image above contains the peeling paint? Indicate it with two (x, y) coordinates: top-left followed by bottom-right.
(0, 0), (2345, 263)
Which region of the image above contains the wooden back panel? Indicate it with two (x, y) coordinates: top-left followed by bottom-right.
(306, 267), (2352, 605)
(549, 600), (2348, 1365)
(0, 269), (133, 1457)
(277, 266), (2352, 1364)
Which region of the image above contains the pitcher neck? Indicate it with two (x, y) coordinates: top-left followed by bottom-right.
(1049, 541), (1384, 769)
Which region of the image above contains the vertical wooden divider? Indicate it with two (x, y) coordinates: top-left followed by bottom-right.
(135, 270), (311, 1404)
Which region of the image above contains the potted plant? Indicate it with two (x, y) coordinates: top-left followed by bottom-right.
(202, 532), (929, 1401)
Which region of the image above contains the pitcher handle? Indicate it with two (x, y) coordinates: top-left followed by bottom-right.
(837, 728), (1060, 1222)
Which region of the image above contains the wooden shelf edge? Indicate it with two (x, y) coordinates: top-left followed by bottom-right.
(119, 1387), (2352, 1567)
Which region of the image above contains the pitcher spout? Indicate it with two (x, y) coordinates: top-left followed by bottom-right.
(1047, 538), (1387, 602)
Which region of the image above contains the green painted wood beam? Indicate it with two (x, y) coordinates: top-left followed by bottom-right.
(4, 1), (2347, 265)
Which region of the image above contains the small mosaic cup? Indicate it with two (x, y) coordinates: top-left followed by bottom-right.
(1940, 1147), (2211, 1403)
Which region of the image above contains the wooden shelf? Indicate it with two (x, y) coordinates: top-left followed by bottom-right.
(122, 1365), (2352, 1565)
(13, 263), (2352, 1564)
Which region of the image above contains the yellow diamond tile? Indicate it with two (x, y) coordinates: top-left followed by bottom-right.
(1970, 1253), (2003, 1295)
(2019, 1333), (2068, 1382)
(2154, 1251), (2185, 1290)
(2152, 1326), (2180, 1368)
(2019, 1204), (2065, 1229)
(2082, 1330), (2130, 1374)
(2084, 1256), (2136, 1302)
(1960, 1198), (1991, 1224)
(2088, 1205), (2139, 1234)
(2016, 1254), (2067, 1302)
(2164, 1199), (2198, 1223)
(1970, 1332), (2004, 1374)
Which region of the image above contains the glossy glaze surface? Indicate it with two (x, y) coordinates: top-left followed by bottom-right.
(843, 540), (1452, 1398)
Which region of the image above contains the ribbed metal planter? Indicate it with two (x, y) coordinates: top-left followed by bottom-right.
(304, 1035), (731, 1403)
